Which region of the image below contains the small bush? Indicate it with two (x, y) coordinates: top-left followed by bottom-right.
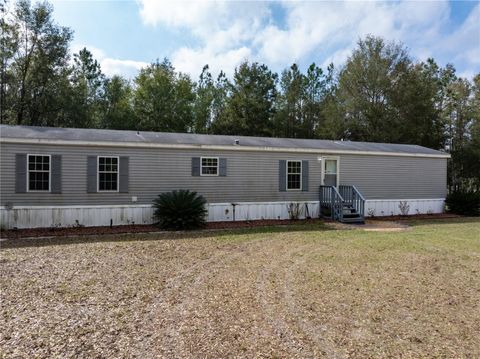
(286, 202), (302, 220)
(398, 201), (410, 216)
(153, 190), (207, 230)
(445, 190), (480, 216)
(367, 208), (375, 217)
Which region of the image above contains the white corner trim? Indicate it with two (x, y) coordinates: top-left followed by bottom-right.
(0, 137), (451, 159)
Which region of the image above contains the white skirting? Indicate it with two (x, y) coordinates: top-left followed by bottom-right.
(0, 201), (320, 229)
(207, 201), (319, 222)
(0, 199), (445, 229)
(0, 205), (155, 229)
(365, 198), (445, 217)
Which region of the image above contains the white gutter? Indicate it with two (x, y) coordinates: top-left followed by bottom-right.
(0, 137), (451, 159)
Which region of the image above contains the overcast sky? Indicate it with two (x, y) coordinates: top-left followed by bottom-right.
(50, 0), (480, 80)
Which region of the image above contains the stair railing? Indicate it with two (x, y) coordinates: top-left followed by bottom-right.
(319, 185), (344, 222)
(339, 185), (365, 218)
(352, 185), (366, 218)
(339, 185), (352, 205)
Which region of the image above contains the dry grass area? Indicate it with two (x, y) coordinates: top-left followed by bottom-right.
(1, 218), (479, 358)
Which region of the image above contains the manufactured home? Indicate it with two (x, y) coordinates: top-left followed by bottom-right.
(0, 125), (450, 229)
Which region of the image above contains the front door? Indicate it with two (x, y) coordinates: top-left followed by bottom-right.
(323, 158), (338, 187)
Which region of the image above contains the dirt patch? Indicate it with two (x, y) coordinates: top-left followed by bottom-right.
(369, 213), (461, 221)
(362, 227), (409, 232)
(337, 213), (465, 232)
(361, 220), (411, 232)
(327, 219), (411, 232)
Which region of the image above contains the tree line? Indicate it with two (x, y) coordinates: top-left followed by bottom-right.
(1, 0), (479, 191)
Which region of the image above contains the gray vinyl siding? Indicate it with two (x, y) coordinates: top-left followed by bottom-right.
(0, 143), (320, 206)
(0, 143), (447, 206)
(339, 155), (447, 199)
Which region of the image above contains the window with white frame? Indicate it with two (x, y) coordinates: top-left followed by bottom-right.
(28, 155), (50, 191)
(287, 160), (302, 190)
(98, 156), (119, 191)
(325, 159), (337, 175)
(201, 157), (219, 176)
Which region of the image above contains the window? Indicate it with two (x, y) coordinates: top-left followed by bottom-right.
(201, 157), (219, 176)
(28, 155), (50, 191)
(325, 159), (337, 175)
(287, 160), (302, 190)
(98, 156), (119, 191)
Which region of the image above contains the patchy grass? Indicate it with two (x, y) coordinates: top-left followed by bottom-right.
(1, 218), (479, 358)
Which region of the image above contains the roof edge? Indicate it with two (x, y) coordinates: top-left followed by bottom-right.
(0, 137), (452, 159)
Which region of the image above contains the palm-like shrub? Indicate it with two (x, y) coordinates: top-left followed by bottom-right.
(153, 190), (207, 230)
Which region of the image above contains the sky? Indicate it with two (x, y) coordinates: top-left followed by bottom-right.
(49, 0), (480, 80)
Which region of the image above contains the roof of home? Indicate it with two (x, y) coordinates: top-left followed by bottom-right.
(0, 125), (450, 158)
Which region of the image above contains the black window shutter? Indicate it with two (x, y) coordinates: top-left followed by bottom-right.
(279, 160), (286, 192)
(51, 155), (62, 193)
(119, 157), (129, 193)
(302, 160), (309, 192)
(87, 156), (97, 193)
(15, 154), (27, 193)
(192, 157), (200, 176)
(219, 158), (227, 176)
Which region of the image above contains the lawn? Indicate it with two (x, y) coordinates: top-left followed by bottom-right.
(1, 218), (479, 358)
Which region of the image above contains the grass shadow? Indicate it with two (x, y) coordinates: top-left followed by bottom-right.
(398, 216), (480, 227)
(0, 222), (333, 249)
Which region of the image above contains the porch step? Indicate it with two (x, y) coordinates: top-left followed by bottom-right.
(341, 205), (365, 223)
(343, 212), (361, 218)
(342, 206), (356, 215)
(341, 216), (365, 224)
(343, 205), (359, 214)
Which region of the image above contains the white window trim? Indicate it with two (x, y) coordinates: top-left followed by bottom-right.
(286, 160), (302, 191)
(27, 154), (51, 193)
(97, 155), (120, 193)
(200, 156), (219, 177)
(320, 156), (340, 187)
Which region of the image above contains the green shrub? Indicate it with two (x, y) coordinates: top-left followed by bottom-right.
(153, 190), (207, 230)
(445, 190), (480, 216)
